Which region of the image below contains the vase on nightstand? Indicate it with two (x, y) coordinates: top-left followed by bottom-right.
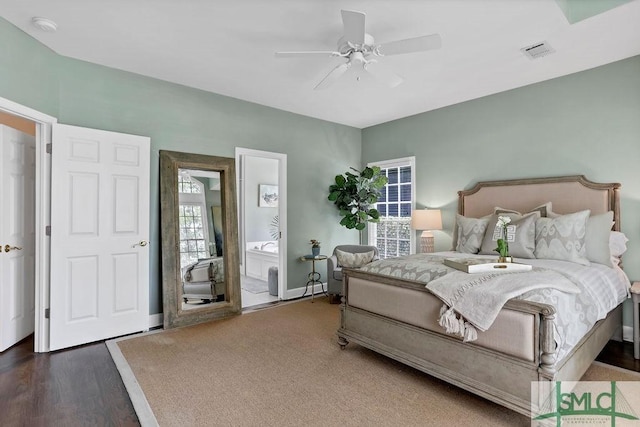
(312, 246), (320, 257)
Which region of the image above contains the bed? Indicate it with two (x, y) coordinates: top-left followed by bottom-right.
(337, 175), (630, 416)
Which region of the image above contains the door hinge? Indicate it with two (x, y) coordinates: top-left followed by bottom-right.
(45, 225), (51, 236)
(45, 308), (50, 319)
(46, 143), (52, 154)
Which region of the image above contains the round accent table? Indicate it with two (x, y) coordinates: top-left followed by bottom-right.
(300, 255), (328, 302)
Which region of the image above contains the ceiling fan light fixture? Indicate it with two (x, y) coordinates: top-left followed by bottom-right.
(32, 17), (58, 33)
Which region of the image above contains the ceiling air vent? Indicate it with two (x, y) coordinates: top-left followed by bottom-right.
(521, 41), (555, 60)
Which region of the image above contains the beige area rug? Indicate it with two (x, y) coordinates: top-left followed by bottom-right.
(108, 300), (640, 427)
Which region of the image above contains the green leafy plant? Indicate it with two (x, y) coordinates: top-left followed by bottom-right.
(328, 166), (388, 231)
(494, 216), (511, 257)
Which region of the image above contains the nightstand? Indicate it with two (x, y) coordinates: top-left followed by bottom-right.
(632, 282), (640, 359)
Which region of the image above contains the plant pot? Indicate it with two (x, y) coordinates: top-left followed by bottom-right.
(497, 256), (512, 263)
(312, 247), (320, 257)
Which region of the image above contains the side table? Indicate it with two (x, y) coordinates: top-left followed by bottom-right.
(300, 255), (328, 302)
(631, 282), (640, 359)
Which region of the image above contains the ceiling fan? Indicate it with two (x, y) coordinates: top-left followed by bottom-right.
(275, 9), (441, 90)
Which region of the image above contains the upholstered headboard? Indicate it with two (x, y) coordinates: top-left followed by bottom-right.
(458, 175), (621, 230)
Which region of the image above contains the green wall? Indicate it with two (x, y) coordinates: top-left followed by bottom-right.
(3, 15), (637, 328)
(362, 55), (640, 327)
(0, 18), (361, 314)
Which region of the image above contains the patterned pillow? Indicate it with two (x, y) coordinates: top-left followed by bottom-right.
(455, 214), (490, 254)
(479, 213), (537, 258)
(494, 202), (552, 218)
(335, 249), (375, 268)
(534, 210), (591, 265)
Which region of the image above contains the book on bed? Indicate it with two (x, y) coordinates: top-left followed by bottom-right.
(444, 258), (532, 273)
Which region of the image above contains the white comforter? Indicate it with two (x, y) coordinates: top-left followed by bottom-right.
(437, 252), (630, 361)
(359, 251), (630, 362)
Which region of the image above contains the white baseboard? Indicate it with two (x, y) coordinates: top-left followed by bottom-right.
(149, 313), (163, 329)
(282, 282), (328, 301)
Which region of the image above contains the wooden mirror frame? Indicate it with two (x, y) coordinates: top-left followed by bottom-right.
(160, 150), (241, 329)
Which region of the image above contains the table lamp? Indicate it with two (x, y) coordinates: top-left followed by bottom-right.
(411, 209), (443, 253)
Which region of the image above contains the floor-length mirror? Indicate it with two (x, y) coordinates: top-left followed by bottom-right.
(160, 150), (241, 329)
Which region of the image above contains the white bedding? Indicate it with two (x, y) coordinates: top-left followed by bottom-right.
(439, 252), (630, 361)
(359, 251), (630, 362)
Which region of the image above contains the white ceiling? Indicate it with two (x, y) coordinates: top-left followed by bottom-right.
(2, 0), (640, 128)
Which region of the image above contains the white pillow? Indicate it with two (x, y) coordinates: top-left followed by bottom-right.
(455, 214), (490, 254)
(335, 249), (375, 268)
(534, 210), (591, 265)
(610, 231), (628, 257)
(584, 211), (614, 267)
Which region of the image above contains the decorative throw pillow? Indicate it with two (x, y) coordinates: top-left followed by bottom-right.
(584, 211), (614, 267)
(494, 202), (552, 218)
(479, 213), (537, 258)
(534, 210), (591, 265)
(335, 249), (375, 268)
(455, 214), (490, 254)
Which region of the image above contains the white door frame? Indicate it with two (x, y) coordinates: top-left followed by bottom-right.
(235, 148), (287, 299)
(0, 96), (56, 353)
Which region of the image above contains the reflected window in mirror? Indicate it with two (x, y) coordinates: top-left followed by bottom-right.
(177, 171), (211, 268)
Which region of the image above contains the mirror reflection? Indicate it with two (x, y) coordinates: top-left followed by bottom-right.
(177, 169), (225, 309)
(160, 150), (240, 329)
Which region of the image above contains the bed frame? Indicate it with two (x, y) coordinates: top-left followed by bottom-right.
(337, 175), (623, 416)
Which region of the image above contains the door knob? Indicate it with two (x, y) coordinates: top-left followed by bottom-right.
(4, 245), (22, 253)
(132, 240), (149, 248)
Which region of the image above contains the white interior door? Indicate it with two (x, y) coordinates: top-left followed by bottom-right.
(0, 125), (36, 352)
(49, 124), (150, 351)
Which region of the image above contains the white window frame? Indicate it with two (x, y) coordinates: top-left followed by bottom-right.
(367, 156), (416, 257)
(178, 177), (211, 268)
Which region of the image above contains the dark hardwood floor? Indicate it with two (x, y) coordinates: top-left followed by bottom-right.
(596, 339), (640, 372)
(0, 335), (637, 425)
(0, 337), (139, 427)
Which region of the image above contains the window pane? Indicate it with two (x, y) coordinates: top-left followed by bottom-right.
(399, 240), (410, 256)
(388, 204), (398, 217)
(398, 221), (411, 239)
(400, 166), (411, 183)
(378, 205), (386, 216)
(400, 203), (411, 217)
(387, 168), (398, 184)
(400, 184), (411, 202)
(388, 186), (398, 202)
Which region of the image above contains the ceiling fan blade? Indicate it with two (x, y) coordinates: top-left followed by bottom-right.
(341, 10), (366, 45)
(314, 62), (351, 90)
(275, 51), (341, 58)
(377, 34), (442, 56)
(364, 62), (403, 88)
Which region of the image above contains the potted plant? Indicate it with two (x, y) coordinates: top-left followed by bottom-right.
(310, 239), (321, 257)
(328, 166), (388, 242)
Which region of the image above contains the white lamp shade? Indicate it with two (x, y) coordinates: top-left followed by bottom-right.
(411, 209), (443, 231)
